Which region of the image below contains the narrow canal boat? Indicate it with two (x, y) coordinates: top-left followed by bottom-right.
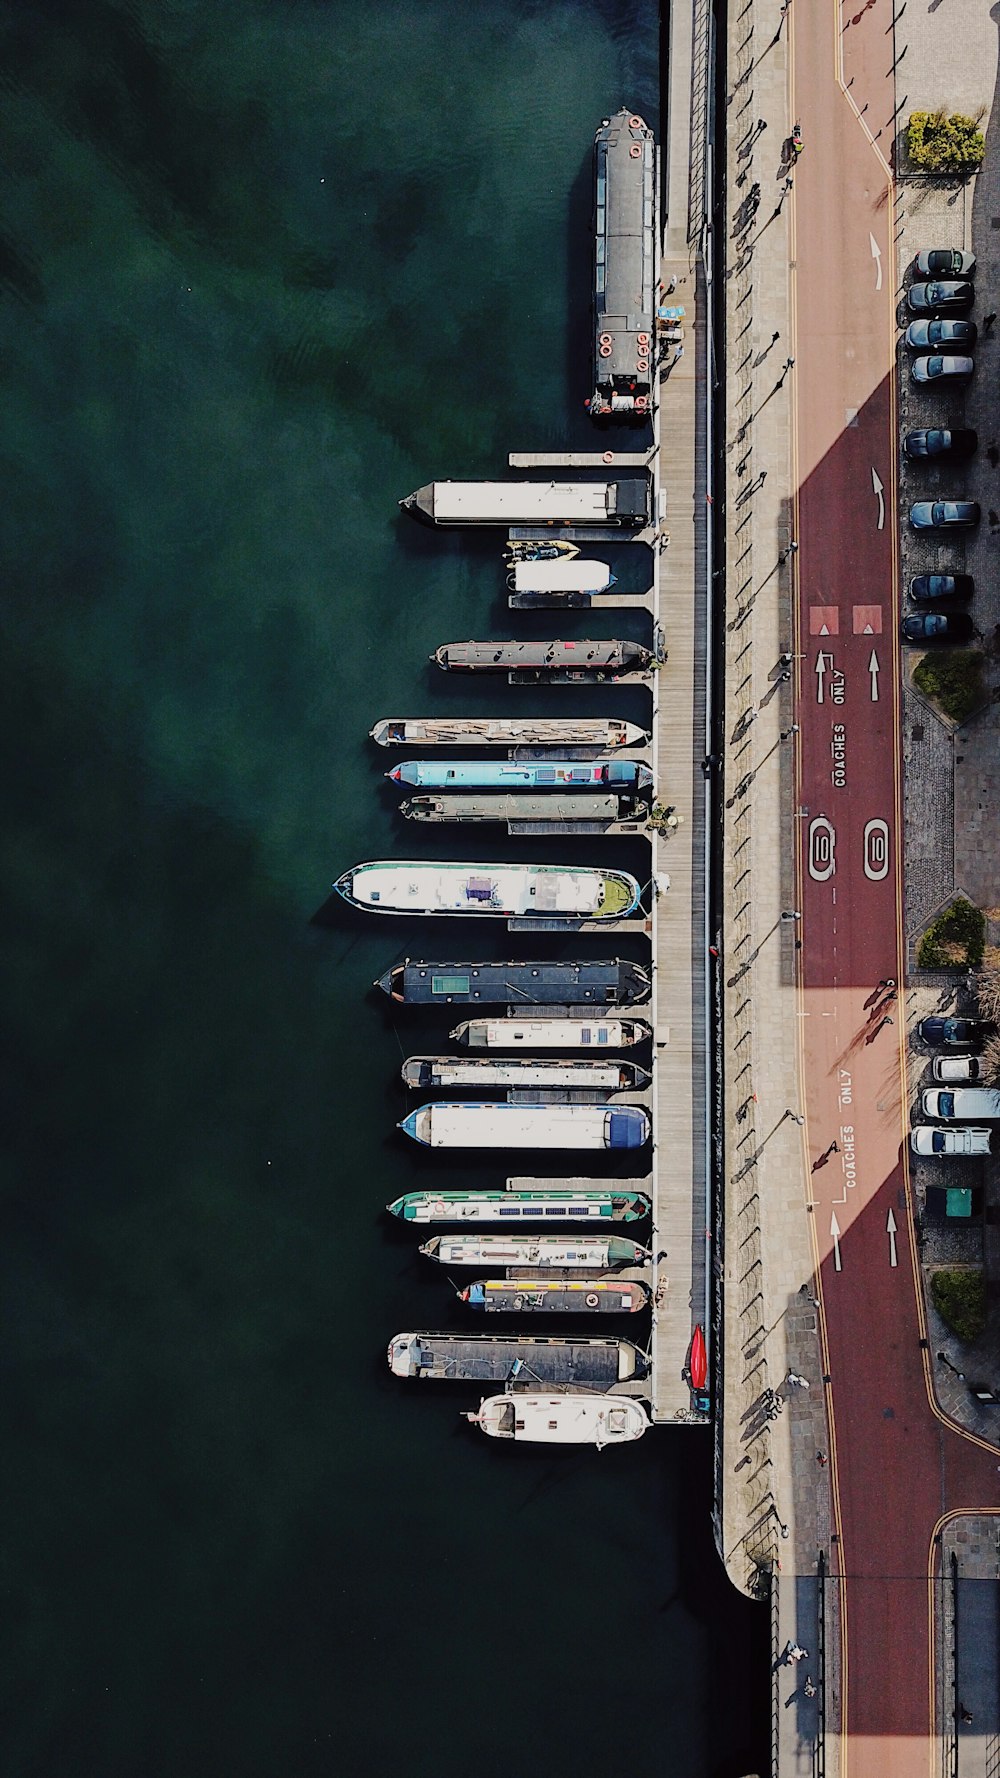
(336, 860), (641, 920)
(388, 1332), (647, 1384)
(400, 1101), (651, 1150)
(433, 639), (650, 676)
(387, 758), (652, 790)
(386, 1189), (651, 1223)
(588, 110), (657, 421)
(450, 1015), (653, 1049)
(376, 958), (651, 1006)
(399, 477), (650, 529)
(466, 1392), (651, 1446)
(369, 716), (649, 748)
(418, 1233), (647, 1268)
(401, 1056), (650, 1091)
(400, 792), (641, 824)
(460, 1278), (649, 1313)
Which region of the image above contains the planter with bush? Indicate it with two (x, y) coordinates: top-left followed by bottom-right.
(907, 110), (985, 173)
(917, 897), (985, 969)
(931, 1267), (986, 1342)
(912, 650), (985, 724)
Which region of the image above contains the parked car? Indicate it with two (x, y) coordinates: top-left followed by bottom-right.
(921, 1087), (1000, 1120)
(903, 429), (977, 460)
(917, 1016), (986, 1048)
(911, 355), (975, 384)
(931, 1055), (983, 1082)
(915, 249), (976, 277)
(911, 1126), (991, 1157)
(909, 573), (975, 602)
(909, 501), (980, 530)
(901, 611), (974, 644)
(905, 320), (978, 350)
(907, 281), (975, 315)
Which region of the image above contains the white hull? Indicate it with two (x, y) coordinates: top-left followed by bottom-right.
(420, 1235), (642, 1268)
(468, 1392), (650, 1446)
(401, 1101), (650, 1150)
(336, 860), (640, 920)
(451, 1017), (652, 1050)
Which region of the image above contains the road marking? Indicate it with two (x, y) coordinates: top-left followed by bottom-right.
(887, 1207), (898, 1267)
(853, 605), (882, 635)
(869, 231), (883, 291)
(863, 818), (890, 881)
(869, 648), (880, 700)
(808, 815), (836, 880)
(810, 606), (839, 636)
(872, 467), (885, 530)
(831, 1209), (843, 1271)
(815, 650), (831, 701)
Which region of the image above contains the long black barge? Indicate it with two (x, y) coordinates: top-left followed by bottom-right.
(388, 1331), (649, 1386)
(375, 957), (652, 1007)
(588, 109), (657, 421)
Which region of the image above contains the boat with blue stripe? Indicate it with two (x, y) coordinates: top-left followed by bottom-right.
(387, 758), (652, 791)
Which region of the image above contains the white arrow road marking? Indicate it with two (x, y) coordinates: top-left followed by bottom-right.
(869, 648), (880, 701)
(816, 650), (830, 703)
(886, 1207), (898, 1267)
(872, 468), (885, 530)
(870, 231), (883, 291)
(831, 1209), (843, 1272)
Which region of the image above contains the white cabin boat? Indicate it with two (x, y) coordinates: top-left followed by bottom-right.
(466, 1392), (650, 1447)
(401, 1056), (648, 1091)
(508, 560), (615, 593)
(399, 1101), (650, 1150)
(334, 860), (641, 920)
(450, 1016), (653, 1050)
(418, 1234), (647, 1268)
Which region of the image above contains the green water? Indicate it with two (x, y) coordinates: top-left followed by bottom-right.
(1, 3), (765, 1773)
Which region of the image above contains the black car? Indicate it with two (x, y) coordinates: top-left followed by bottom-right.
(915, 248), (976, 277)
(906, 280), (975, 315)
(903, 429), (978, 460)
(917, 1016), (987, 1048)
(901, 611), (974, 644)
(909, 573), (974, 604)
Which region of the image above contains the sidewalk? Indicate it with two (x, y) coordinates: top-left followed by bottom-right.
(719, 0), (838, 1774)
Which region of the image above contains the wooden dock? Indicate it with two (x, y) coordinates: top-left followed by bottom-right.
(507, 451), (653, 469)
(508, 590), (654, 612)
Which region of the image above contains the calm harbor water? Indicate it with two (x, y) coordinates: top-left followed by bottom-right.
(2, 3), (766, 1773)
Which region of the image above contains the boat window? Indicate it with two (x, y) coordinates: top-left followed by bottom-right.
(570, 1208), (591, 1216)
(581, 1028), (591, 1043)
(499, 1207), (520, 1216)
(546, 1207), (565, 1216)
(433, 974), (470, 995)
(598, 1029), (608, 1044)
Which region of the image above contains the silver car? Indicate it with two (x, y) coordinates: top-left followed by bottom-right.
(909, 501), (980, 530)
(911, 354), (974, 383)
(910, 1125), (991, 1156)
(930, 1055), (982, 1082)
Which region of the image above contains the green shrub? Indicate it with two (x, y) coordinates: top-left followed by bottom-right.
(917, 897), (986, 968)
(908, 110), (985, 172)
(913, 650), (985, 724)
(931, 1268), (986, 1342)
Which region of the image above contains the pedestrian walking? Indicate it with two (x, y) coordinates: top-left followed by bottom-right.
(825, 1140), (839, 1156)
(960, 1704), (974, 1725)
(816, 1451), (828, 1467)
(672, 343), (684, 367)
(771, 329), (780, 344)
(804, 1677), (817, 1698)
(877, 978), (896, 989)
(786, 1370), (811, 1389)
(985, 313), (997, 334)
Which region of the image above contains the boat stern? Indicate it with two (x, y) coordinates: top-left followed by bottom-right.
(388, 1334), (419, 1377)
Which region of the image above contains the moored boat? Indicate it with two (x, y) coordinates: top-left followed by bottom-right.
(369, 717), (649, 748)
(461, 1278), (649, 1313)
(588, 110), (656, 420)
(400, 792), (633, 824)
(401, 1056), (650, 1091)
(386, 1188), (651, 1223)
(387, 758), (652, 791)
(377, 958), (651, 1006)
(399, 478), (650, 529)
(507, 560), (616, 593)
(419, 1233), (647, 1268)
(451, 1015), (653, 1049)
(388, 1332), (647, 1384)
(400, 1101), (651, 1150)
(433, 639), (650, 676)
(503, 540), (581, 562)
(466, 1391), (651, 1446)
(336, 860), (641, 920)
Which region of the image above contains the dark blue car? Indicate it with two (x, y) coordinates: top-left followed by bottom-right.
(917, 1017), (986, 1049)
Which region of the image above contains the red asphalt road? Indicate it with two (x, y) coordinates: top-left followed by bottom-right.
(787, 0), (999, 1772)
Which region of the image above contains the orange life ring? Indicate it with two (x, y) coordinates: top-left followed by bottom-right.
(629, 145), (641, 160)
(635, 396), (648, 413)
(602, 451), (614, 464)
(600, 343), (612, 358)
(585, 1292), (600, 1307)
(629, 114), (643, 129)
(637, 357), (649, 370)
(637, 331), (650, 347)
(599, 332), (613, 347)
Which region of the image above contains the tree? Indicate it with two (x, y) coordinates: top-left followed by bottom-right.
(974, 962), (1000, 1025)
(907, 110), (985, 173)
(978, 1033), (1000, 1085)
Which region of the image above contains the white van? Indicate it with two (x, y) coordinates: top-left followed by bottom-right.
(920, 1086), (1000, 1121)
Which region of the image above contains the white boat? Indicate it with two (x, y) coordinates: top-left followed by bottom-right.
(466, 1392), (650, 1447)
(333, 860), (641, 920)
(419, 1234), (647, 1268)
(369, 717), (649, 749)
(450, 1016), (653, 1050)
(401, 1056), (649, 1091)
(508, 560), (615, 593)
(399, 1101), (650, 1149)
